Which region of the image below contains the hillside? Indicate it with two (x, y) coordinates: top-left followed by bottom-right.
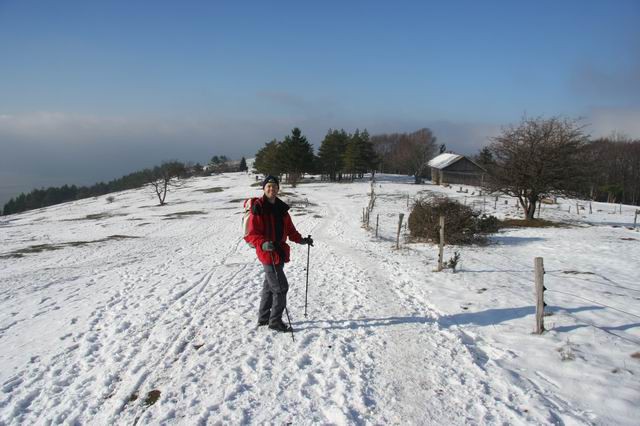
(1, 172), (639, 425)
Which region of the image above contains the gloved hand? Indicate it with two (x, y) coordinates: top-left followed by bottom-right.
(261, 241), (275, 251)
(300, 237), (314, 247)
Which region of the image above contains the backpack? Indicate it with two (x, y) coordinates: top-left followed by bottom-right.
(242, 197), (259, 247)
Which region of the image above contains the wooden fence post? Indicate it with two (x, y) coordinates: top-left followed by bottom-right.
(437, 215), (445, 271)
(396, 213), (404, 249)
(537, 200), (541, 219)
(576, 201), (580, 215)
(589, 201), (592, 214)
(619, 202), (623, 214)
(494, 196), (498, 210)
(634, 209), (639, 228)
(376, 214), (379, 238)
(535, 257), (545, 334)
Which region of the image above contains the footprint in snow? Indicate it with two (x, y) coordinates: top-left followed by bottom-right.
(297, 354), (313, 368)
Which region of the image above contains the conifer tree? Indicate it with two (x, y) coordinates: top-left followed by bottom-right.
(318, 129), (349, 181)
(343, 130), (368, 180)
(360, 129), (379, 177)
(280, 127), (315, 186)
(345, 129), (380, 179)
(253, 140), (283, 177)
(239, 157), (248, 172)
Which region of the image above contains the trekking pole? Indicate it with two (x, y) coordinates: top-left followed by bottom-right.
(304, 234), (311, 317)
(270, 251), (295, 342)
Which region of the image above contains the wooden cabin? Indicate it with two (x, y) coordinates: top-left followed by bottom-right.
(428, 153), (486, 186)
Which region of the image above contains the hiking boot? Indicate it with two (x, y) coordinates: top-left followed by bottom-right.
(268, 322), (293, 332)
(257, 319), (269, 327)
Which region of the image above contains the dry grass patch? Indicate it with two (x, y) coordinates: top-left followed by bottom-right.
(0, 235), (140, 259)
(162, 210), (206, 218)
(144, 390), (161, 406)
(197, 187), (225, 193)
(63, 212), (129, 221)
(1, 244), (63, 258)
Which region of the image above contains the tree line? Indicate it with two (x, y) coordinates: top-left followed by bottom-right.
(2, 157), (248, 215)
(253, 127), (439, 185)
(253, 128), (316, 186)
(583, 136), (640, 205)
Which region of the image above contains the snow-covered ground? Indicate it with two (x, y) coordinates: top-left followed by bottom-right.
(1, 171), (638, 425)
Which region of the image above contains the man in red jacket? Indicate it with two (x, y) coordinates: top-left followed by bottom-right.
(244, 175), (313, 332)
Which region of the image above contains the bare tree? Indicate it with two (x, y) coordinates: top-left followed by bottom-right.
(484, 116), (589, 219)
(371, 128), (437, 182)
(146, 161), (186, 205)
(407, 128), (437, 183)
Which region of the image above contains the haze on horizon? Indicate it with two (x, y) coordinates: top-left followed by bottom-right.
(1, 0), (639, 206)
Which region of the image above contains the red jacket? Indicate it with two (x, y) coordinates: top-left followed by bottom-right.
(244, 195), (302, 265)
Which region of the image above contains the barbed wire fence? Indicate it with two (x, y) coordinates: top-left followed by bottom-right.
(362, 181), (640, 344)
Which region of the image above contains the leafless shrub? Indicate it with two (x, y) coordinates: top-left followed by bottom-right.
(558, 344), (576, 362)
(408, 197), (498, 245)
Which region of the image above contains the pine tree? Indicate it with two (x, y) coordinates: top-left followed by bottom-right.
(318, 129), (349, 181)
(254, 140), (283, 177)
(360, 129), (379, 177)
(239, 157), (248, 172)
(342, 145), (356, 181)
(280, 128), (315, 186)
(476, 147), (494, 166)
(343, 130), (368, 180)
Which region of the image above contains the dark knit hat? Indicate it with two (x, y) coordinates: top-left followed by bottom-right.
(261, 175), (279, 189)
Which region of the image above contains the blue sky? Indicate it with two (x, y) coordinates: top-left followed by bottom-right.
(1, 0), (639, 205)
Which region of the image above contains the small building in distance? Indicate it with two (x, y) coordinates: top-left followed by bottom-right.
(428, 153), (486, 186)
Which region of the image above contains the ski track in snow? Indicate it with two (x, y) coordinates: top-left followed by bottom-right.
(0, 172), (638, 424)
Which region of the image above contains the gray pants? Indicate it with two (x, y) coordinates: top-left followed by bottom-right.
(258, 263), (289, 325)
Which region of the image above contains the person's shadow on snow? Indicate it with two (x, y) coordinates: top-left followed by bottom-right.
(294, 305), (624, 334)
(294, 316), (433, 331)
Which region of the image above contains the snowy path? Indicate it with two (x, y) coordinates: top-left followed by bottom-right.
(304, 192), (590, 424)
(1, 172), (638, 424)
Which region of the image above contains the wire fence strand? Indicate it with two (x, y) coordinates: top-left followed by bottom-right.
(546, 272), (640, 294)
(546, 288), (640, 320)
